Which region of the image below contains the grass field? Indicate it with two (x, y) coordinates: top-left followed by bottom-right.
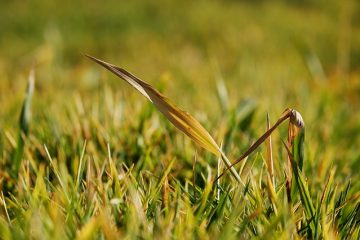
(0, 0), (360, 239)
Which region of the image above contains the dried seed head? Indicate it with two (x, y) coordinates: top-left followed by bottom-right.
(290, 109), (304, 128)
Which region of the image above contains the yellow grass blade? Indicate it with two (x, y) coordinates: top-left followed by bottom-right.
(86, 55), (241, 182)
(266, 113), (275, 187)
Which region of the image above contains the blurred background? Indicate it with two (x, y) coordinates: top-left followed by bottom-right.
(0, 0), (359, 182)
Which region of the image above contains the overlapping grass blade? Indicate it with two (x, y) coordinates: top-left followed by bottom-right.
(85, 55), (241, 182)
(283, 141), (316, 237)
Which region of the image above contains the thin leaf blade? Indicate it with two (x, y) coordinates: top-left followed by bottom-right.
(86, 55), (241, 182)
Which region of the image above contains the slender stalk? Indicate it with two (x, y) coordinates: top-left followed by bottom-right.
(215, 109), (292, 182)
(266, 113), (275, 187)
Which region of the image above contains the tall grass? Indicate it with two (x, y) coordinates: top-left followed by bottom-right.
(1, 58), (359, 239)
(0, 0), (360, 239)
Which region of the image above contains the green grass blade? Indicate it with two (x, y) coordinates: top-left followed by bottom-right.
(283, 135), (316, 237)
(13, 70), (35, 177)
(75, 140), (87, 190)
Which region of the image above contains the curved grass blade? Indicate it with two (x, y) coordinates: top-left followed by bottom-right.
(85, 55), (241, 182)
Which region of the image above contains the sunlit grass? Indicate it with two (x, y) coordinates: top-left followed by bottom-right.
(0, 0), (359, 239)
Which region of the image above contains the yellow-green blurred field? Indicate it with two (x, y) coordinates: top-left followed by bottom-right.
(0, 0), (359, 239)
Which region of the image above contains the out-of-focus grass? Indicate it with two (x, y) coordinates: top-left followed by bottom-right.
(0, 0), (360, 239)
